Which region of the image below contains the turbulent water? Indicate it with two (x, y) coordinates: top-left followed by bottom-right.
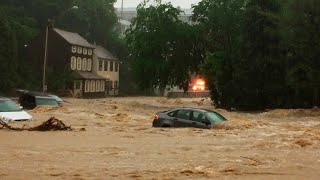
(0, 97), (319, 179)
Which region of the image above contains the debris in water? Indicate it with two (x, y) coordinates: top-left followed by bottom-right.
(0, 117), (72, 131)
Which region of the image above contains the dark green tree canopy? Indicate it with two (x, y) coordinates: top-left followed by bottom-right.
(126, 2), (199, 91)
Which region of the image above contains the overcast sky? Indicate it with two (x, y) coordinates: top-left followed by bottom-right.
(114, 0), (201, 9)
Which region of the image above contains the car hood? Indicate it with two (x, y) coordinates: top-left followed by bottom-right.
(0, 111), (32, 122)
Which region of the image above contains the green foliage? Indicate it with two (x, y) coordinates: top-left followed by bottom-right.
(0, 8), (19, 94)
(195, 0), (319, 109)
(193, 0), (246, 109)
(283, 0), (320, 107)
(126, 3), (199, 91)
(47, 66), (73, 92)
(232, 0), (285, 109)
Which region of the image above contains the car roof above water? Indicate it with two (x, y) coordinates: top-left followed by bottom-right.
(0, 97), (10, 101)
(171, 107), (214, 112)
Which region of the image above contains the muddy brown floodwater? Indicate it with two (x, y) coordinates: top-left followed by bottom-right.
(0, 97), (319, 179)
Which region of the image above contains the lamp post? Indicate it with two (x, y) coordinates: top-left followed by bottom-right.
(42, 6), (79, 93)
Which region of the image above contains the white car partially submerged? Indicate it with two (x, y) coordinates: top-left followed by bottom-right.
(0, 97), (32, 122)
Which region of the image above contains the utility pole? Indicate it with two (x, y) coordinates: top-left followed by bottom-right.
(42, 6), (78, 93)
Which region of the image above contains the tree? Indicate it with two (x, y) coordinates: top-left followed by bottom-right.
(126, 2), (199, 92)
(231, 0), (285, 109)
(0, 8), (19, 94)
(283, 0), (320, 107)
(192, 0), (246, 108)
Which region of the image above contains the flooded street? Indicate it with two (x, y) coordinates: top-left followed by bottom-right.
(0, 97), (319, 179)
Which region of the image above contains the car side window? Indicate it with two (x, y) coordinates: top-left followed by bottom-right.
(167, 111), (176, 117)
(176, 110), (191, 120)
(191, 111), (207, 123)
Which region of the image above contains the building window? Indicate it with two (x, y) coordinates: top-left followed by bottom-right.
(71, 56), (76, 70)
(87, 59), (92, 71)
(88, 49), (93, 55)
(104, 60), (108, 71)
(91, 80), (95, 92)
(77, 46), (82, 54)
(110, 61), (114, 71)
(77, 57), (82, 70)
(99, 60), (103, 71)
(114, 81), (118, 89)
(101, 80), (105, 91)
(106, 81), (113, 90)
(115, 62), (119, 72)
(96, 81), (100, 92)
(85, 80), (90, 92)
(82, 58), (87, 71)
(71, 46), (77, 53)
(83, 48), (88, 55)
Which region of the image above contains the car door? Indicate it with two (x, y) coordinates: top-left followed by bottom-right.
(190, 111), (211, 129)
(173, 109), (192, 127)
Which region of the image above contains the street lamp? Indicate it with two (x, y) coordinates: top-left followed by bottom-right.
(42, 5), (78, 93)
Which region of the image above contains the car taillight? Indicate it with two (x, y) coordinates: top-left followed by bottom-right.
(154, 114), (159, 119)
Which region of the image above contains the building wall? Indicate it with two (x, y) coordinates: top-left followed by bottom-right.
(92, 54), (120, 95)
(27, 27), (105, 98)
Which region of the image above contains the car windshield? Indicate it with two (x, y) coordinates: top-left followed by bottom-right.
(36, 97), (59, 106)
(0, 100), (21, 112)
(205, 112), (227, 123)
(49, 95), (63, 102)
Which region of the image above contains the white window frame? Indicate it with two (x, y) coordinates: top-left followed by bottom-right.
(88, 49), (93, 55)
(77, 57), (82, 70)
(82, 58), (87, 71)
(77, 46), (82, 54)
(85, 80), (90, 92)
(71, 45), (77, 53)
(71, 56), (76, 70)
(83, 48), (88, 55)
(104, 60), (108, 72)
(91, 80), (95, 92)
(87, 59), (92, 71)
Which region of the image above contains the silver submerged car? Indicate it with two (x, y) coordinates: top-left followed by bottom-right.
(0, 97), (33, 122)
(152, 107), (227, 129)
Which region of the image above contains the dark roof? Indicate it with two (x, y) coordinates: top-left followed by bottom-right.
(20, 91), (52, 98)
(72, 71), (106, 80)
(93, 45), (118, 60)
(53, 28), (95, 48)
(27, 92), (50, 96)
